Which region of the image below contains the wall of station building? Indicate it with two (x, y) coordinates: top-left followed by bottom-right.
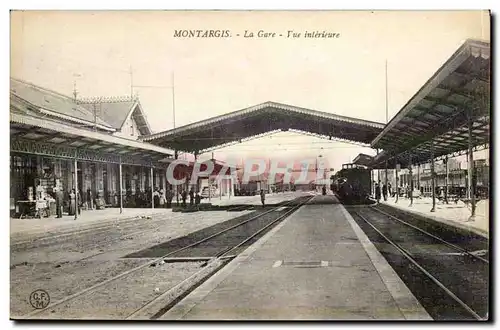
(112, 112), (142, 140)
(373, 155), (489, 198)
(10, 152), (169, 211)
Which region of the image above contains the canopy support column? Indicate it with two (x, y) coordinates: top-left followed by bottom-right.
(208, 175), (212, 202)
(119, 157), (123, 214)
(466, 150), (470, 199)
(408, 154), (413, 207)
(468, 115), (476, 221)
(417, 164), (420, 193)
(163, 168), (167, 193)
(395, 163), (399, 203)
(376, 149), (380, 183)
(74, 156), (79, 220)
(384, 161), (388, 202)
(444, 156), (449, 204)
(430, 140), (436, 213)
(175, 151), (179, 206)
(371, 169), (375, 198)
(150, 166), (154, 209)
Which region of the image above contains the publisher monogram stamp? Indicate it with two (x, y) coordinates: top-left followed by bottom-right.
(29, 290), (50, 309)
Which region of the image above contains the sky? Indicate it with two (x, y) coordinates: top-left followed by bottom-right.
(10, 10), (490, 172)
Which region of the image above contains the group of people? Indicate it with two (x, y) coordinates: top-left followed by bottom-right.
(178, 188), (202, 207)
(374, 182), (427, 203)
(374, 181), (392, 203)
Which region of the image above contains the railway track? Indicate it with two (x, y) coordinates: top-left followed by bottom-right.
(375, 203), (489, 253)
(11, 205), (260, 267)
(351, 207), (489, 321)
(11, 212), (183, 249)
(10, 212), (202, 269)
(22, 195), (312, 320)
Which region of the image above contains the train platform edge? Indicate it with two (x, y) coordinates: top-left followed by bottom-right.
(160, 195), (432, 320)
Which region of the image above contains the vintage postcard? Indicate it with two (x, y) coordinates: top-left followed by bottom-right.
(9, 10), (490, 321)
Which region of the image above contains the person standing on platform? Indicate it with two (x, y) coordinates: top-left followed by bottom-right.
(388, 182), (392, 197)
(382, 183), (388, 201)
(77, 190), (82, 215)
(166, 189), (173, 208)
(86, 188), (93, 210)
(375, 183), (381, 203)
(159, 188), (165, 208)
(69, 189), (76, 216)
(195, 191), (201, 206)
(189, 188), (194, 206)
(260, 189), (266, 207)
(153, 187), (160, 208)
(55, 185), (63, 218)
(181, 190), (187, 207)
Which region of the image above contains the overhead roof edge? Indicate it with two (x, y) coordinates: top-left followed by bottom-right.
(370, 38), (490, 148)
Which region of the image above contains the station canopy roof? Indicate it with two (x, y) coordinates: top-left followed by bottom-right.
(10, 112), (175, 165)
(140, 101), (385, 153)
(370, 39), (490, 168)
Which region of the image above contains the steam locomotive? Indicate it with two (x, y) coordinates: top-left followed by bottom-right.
(331, 163), (372, 204)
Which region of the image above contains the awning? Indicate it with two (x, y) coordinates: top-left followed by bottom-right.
(370, 39), (490, 167)
(10, 112), (175, 167)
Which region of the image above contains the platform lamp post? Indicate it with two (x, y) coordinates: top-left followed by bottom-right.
(430, 139), (436, 213)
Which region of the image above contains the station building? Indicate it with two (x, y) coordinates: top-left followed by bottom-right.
(9, 78), (228, 217)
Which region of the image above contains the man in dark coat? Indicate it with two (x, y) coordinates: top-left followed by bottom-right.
(260, 189), (266, 207)
(382, 184), (388, 201)
(189, 188), (194, 206)
(181, 190), (187, 207)
(166, 189), (173, 208)
(153, 187), (160, 208)
(54, 183), (63, 218)
(375, 183), (381, 203)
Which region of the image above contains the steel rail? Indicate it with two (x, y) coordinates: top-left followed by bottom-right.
(127, 195), (313, 319)
(371, 206), (489, 264)
(22, 198), (299, 319)
(354, 211), (484, 321)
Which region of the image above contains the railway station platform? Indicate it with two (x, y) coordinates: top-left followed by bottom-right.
(209, 191), (315, 207)
(379, 197), (489, 238)
(161, 195), (432, 320)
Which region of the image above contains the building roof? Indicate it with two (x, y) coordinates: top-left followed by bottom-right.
(369, 39), (490, 167)
(10, 78), (114, 131)
(79, 97), (153, 135)
(353, 153), (375, 167)
(140, 101), (385, 152)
